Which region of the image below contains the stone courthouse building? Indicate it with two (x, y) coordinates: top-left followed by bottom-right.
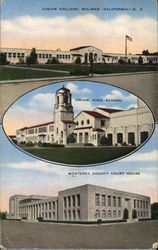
(8, 184), (151, 222)
(16, 85), (154, 147)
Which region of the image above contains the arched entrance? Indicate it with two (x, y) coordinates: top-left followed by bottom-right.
(107, 133), (113, 145)
(128, 132), (135, 145)
(67, 133), (76, 144)
(123, 208), (129, 219)
(117, 133), (123, 144)
(84, 53), (88, 63)
(140, 131), (148, 143)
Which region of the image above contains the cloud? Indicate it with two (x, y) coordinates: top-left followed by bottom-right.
(123, 150), (158, 162)
(28, 93), (55, 109)
(66, 82), (92, 94)
(1, 14), (157, 53)
(103, 89), (137, 104)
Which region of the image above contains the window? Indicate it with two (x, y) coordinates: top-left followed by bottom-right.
(49, 212), (51, 218)
(107, 196), (111, 207)
(43, 54), (45, 58)
(102, 210), (106, 218)
(118, 210), (121, 217)
(146, 201), (148, 209)
(143, 201), (145, 209)
(137, 200), (139, 208)
(13, 53), (16, 58)
(134, 199), (136, 208)
(49, 202), (51, 210)
(140, 200), (142, 208)
(64, 197), (67, 208)
(108, 210), (111, 217)
(96, 210), (100, 218)
(53, 201), (55, 210)
(113, 196), (116, 207)
(101, 120), (105, 127)
(64, 210), (67, 220)
(81, 120), (84, 126)
(38, 127), (47, 133)
(49, 125), (54, 132)
(95, 194), (100, 206)
(118, 197), (121, 207)
(57, 128), (58, 134)
(53, 212), (55, 218)
(68, 196), (71, 207)
(76, 121), (79, 126)
(17, 53), (20, 57)
(73, 210), (76, 219)
(68, 210), (71, 220)
(45, 203), (47, 210)
(87, 119), (90, 124)
(72, 195), (75, 207)
(113, 210), (117, 217)
(8, 53), (12, 57)
(28, 129), (34, 134)
(61, 131), (63, 138)
(77, 210), (80, 219)
(102, 195), (106, 206)
(77, 194), (80, 206)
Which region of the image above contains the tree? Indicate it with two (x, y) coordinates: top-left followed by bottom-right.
(123, 208), (129, 219)
(118, 58), (125, 64)
(132, 209), (137, 219)
(100, 135), (110, 146)
(18, 56), (24, 64)
(138, 56), (143, 64)
(127, 58), (131, 64)
(0, 53), (7, 65)
(26, 48), (38, 65)
(75, 56), (81, 64)
(151, 202), (158, 220)
(0, 211), (7, 220)
(51, 57), (59, 64)
(142, 49), (149, 55)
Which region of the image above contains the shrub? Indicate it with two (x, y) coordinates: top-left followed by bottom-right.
(75, 56), (81, 64)
(84, 143), (94, 146)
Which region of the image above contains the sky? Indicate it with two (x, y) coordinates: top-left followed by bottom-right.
(1, 0), (157, 53)
(2, 80), (139, 135)
(0, 123), (158, 212)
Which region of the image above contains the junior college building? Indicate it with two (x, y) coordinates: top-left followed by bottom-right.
(1, 45), (158, 64)
(16, 85), (154, 147)
(8, 184), (151, 222)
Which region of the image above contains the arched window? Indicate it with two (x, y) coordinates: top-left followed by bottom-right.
(87, 119), (90, 124)
(81, 120), (84, 126)
(76, 121), (79, 126)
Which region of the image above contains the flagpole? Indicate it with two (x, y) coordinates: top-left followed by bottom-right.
(125, 35), (127, 63)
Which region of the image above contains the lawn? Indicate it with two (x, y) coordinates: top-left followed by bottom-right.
(0, 67), (68, 81)
(16, 63), (158, 74)
(22, 146), (137, 165)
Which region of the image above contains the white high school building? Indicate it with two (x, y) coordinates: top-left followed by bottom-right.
(1, 46), (158, 64)
(16, 86), (154, 147)
(8, 184), (151, 222)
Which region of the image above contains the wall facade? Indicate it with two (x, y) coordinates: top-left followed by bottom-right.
(2, 46), (158, 64)
(8, 184), (151, 222)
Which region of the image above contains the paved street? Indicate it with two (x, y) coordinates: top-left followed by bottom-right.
(1, 220), (158, 249)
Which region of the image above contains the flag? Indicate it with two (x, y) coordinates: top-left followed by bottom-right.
(126, 35), (132, 41)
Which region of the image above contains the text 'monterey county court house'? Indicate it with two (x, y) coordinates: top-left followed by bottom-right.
(16, 86), (154, 147)
(8, 184), (151, 222)
(1, 45), (158, 64)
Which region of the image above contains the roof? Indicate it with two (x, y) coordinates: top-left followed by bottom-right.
(83, 111), (109, 118)
(74, 126), (92, 130)
(97, 108), (123, 113)
(70, 46), (91, 51)
(19, 121), (54, 130)
(62, 120), (76, 124)
(56, 86), (70, 92)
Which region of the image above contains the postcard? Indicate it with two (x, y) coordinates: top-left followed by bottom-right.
(0, 0), (158, 249)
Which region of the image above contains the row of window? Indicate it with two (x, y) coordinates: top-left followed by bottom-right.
(95, 194), (121, 207)
(96, 209), (121, 218)
(134, 199), (148, 209)
(3, 52), (25, 58)
(26, 125), (54, 135)
(63, 194), (80, 208)
(19, 201), (56, 213)
(76, 120), (105, 127)
(64, 209), (80, 220)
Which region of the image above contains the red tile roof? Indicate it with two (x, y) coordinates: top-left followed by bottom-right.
(97, 108), (123, 113)
(93, 128), (104, 132)
(62, 120), (76, 124)
(74, 126), (92, 130)
(19, 121), (54, 130)
(83, 111), (108, 118)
